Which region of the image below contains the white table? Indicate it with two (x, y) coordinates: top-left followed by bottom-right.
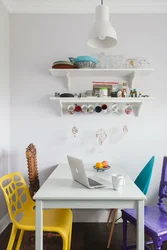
(34, 164), (146, 250)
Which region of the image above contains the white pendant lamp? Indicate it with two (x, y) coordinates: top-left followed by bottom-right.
(87, 0), (117, 49)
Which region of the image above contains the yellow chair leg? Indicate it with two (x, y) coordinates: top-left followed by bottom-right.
(107, 209), (118, 248)
(68, 227), (72, 250)
(7, 224), (18, 250)
(62, 236), (68, 250)
(15, 230), (24, 250)
(107, 209), (114, 227)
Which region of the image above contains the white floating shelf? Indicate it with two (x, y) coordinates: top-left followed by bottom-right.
(49, 68), (154, 77)
(49, 68), (154, 89)
(50, 97), (153, 103)
(50, 97), (154, 116)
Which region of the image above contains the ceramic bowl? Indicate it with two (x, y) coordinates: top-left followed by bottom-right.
(59, 93), (74, 97)
(52, 61), (76, 69)
(75, 61), (97, 69)
(75, 56), (98, 64)
(69, 56), (98, 69)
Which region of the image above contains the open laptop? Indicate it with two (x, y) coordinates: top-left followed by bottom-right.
(67, 155), (112, 189)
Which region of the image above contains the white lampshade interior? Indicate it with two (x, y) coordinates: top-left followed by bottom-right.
(87, 5), (117, 49)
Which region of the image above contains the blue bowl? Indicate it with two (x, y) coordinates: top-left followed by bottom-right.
(69, 56), (98, 64)
(75, 56), (98, 64)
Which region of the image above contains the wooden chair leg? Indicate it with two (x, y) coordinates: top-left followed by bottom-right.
(7, 224), (18, 250)
(107, 209), (114, 227)
(107, 209), (118, 248)
(148, 236), (154, 250)
(28, 231), (35, 246)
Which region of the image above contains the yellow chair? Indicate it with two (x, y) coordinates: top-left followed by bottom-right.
(0, 172), (73, 250)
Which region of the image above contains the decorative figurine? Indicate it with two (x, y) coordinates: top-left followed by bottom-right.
(123, 125), (128, 133)
(72, 126), (78, 137)
(130, 89), (133, 97)
(96, 129), (107, 145)
(138, 92), (142, 97)
(133, 89), (137, 97)
(122, 82), (127, 97)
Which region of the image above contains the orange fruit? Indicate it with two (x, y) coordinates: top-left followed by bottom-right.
(96, 162), (103, 169)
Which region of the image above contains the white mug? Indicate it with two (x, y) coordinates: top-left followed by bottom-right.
(87, 104), (94, 113)
(125, 104), (132, 115)
(111, 103), (119, 114)
(67, 104), (75, 114)
(81, 104), (88, 113)
(112, 174), (125, 191)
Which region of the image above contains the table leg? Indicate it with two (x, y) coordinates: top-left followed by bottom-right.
(137, 200), (144, 250)
(36, 200), (43, 250)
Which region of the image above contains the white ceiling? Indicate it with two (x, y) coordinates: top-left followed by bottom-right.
(2, 0), (167, 13)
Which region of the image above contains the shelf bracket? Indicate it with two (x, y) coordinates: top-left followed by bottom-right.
(127, 71), (136, 89)
(58, 100), (63, 116)
(66, 71), (71, 90)
(132, 102), (142, 117)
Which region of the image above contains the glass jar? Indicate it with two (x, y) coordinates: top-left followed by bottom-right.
(137, 58), (150, 68)
(111, 85), (118, 97)
(109, 55), (126, 68)
(126, 58), (137, 68)
(97, 52), (110, 69)
(99, 88), (108, 97)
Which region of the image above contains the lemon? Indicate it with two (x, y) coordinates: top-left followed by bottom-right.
(96, 162), (103, 169)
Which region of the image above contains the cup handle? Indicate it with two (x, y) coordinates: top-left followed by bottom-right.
(118, 177), (125, 187)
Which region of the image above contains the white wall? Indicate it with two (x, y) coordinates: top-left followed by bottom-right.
(0, 1), (10, 228)
(10, 13), (167, 222)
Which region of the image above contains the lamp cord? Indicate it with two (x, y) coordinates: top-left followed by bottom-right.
(101, 0), (104, 5)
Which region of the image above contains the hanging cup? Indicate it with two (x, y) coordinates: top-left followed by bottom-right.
(75, 104), (81, 112)
(125, 104), (132, 115)
(67, 104), (75, 114)
(87, 104), (95, 113)
(81, 104), (88, 113)
(111, 103), (119, 114)
(101, 104), (108, 113)
(95, 105), (102, 113)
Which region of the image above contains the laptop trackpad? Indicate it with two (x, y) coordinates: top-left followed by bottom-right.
(89, 176), (112, 186)
(88, 178), (103, 186)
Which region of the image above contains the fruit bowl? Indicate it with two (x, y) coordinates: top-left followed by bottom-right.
(93, 165), (111, 172)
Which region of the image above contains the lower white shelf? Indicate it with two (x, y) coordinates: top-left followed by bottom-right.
(50, 97), (153, 103)
(50, 97), (153, 116)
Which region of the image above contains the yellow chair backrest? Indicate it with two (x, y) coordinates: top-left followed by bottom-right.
(0, 172), (34, 226)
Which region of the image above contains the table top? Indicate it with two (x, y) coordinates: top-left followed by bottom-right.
(34, 163), (146, 201)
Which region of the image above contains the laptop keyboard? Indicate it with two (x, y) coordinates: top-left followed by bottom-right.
(88, 178), (102, 186)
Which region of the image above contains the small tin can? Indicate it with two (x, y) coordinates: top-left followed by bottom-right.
(99, 88), (108, 97)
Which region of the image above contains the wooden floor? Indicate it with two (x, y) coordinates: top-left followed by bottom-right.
(0, 222), (167, 250)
